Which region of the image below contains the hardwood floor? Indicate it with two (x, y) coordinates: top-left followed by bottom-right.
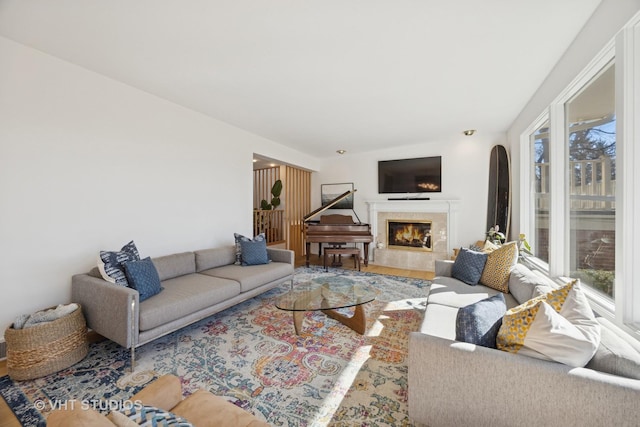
(0, 255), (432, 426)
(297, 253), (435, 280)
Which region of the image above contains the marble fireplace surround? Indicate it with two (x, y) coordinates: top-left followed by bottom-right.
(366, 200), (459, 271)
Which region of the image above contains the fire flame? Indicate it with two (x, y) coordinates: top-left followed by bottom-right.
(394, 225), (424, 243)
(417, 182), (439, 191)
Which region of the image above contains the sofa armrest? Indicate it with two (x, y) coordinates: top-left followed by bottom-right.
(408, 332), (640, 427)
(434, 259), (454, 277)
(172, 389), (270, 427)
(71, 274), (139, 348)
(47, 402), (115, 427)
(267, 248), (294, 266)
(131, 374), (182, 411)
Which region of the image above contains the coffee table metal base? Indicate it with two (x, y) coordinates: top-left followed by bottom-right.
(292, 303), (367, 335)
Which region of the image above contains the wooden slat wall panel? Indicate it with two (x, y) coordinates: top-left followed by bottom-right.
(253, 165), (309, 255)
(285, 166), (311, 257)
(253, 210), (284, 243)
(253, 167), (280, 209)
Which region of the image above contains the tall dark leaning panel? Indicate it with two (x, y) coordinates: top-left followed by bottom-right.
(486, 144), (511, 240)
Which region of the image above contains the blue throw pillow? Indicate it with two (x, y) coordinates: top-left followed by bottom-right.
(451, 248), (488, 285)
(455, 293), (507, 348)
(124, 257), (163, 301)
(115, 404), (193, 426)
(98, 240), (140, 286)
(240, 239), (269, 266)
(234, 232), (267, 265)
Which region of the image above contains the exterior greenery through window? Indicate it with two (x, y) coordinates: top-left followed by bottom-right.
(522, 12), (640, 334)
(529, 62), (616, 299)
(566, 62), (616, 298)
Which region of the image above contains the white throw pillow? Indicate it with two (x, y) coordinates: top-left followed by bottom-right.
(497, 280), (601, 367)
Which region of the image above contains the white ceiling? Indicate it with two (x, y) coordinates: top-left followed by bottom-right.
(0, 0), (601, 157)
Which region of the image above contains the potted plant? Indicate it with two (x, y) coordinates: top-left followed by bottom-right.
(256, 179), (283, 241)
(260, 179), (282, 210)
(485, 225), (505, 245)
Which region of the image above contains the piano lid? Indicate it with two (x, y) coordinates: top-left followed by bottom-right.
(303, 189), (357, 222)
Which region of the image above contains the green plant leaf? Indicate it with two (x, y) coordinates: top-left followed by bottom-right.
(271, 179), (283, 197)
(260, 200), (272, 210)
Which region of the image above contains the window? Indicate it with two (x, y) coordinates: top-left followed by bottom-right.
(565, 62), (616, 298)
(520, 11), (640, 334)
(530, 120), (550, 264)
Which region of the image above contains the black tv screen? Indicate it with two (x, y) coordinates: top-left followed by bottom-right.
(378, 156), (442, 193)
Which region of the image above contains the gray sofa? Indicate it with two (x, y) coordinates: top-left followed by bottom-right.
(408, 259), (640, 427)
(72, 245), (294, 367)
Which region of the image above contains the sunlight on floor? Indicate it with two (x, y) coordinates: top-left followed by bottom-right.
(308, 297), (427, 425)
(309, 344), (372, 426)
(379, 297), (428, 318)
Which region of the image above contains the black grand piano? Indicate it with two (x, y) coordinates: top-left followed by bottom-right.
(303, 189), (373, 267)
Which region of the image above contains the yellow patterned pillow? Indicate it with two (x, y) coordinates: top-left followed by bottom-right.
(479, 241), (518, 292)
(496, 280), (601, 367)
(495, 294), (545, 353)
(497, 280), (575, 352)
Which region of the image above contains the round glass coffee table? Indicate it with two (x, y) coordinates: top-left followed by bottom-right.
(276, 280), (376, 335)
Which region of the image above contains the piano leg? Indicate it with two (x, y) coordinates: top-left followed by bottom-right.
(363, 243), (370, 266)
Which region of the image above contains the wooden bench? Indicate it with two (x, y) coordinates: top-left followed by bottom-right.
(324, 247), (361, 271)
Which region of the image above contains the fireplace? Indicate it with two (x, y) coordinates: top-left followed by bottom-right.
(366, 199), (458, 271)
(387, 220), (433, 251)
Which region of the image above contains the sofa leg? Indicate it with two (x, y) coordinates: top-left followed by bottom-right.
(129, 297), (136, 372)
(130, 346), (136, 372)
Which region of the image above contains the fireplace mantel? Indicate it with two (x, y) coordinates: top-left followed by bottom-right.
(365, 199), (460, 270)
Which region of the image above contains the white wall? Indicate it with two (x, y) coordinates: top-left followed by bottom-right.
(312, 132), (507, 251)
(507, 0), (640, 234)
(0, 37), (319, 340)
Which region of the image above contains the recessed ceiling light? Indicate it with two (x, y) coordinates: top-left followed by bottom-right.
(463, 129), (476, 136)
(336, 149), (346, 154)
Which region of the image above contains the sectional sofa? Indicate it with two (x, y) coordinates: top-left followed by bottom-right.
(72, 245), (294, 367)
(408, 259), (640, 427)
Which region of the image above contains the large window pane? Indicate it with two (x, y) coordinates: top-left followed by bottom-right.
(565, 62), (616, 298)
(531, 121), (550, 263)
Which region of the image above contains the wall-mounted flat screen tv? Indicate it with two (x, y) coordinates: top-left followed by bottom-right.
(378, 156), (442, 193)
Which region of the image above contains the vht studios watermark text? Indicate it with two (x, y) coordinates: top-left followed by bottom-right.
(34, 399), (143, 412)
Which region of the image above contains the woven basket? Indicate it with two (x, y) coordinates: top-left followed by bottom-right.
(5, 304), (88, 381)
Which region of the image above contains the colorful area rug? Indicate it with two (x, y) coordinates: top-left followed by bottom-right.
(0, 266), (430, 426)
